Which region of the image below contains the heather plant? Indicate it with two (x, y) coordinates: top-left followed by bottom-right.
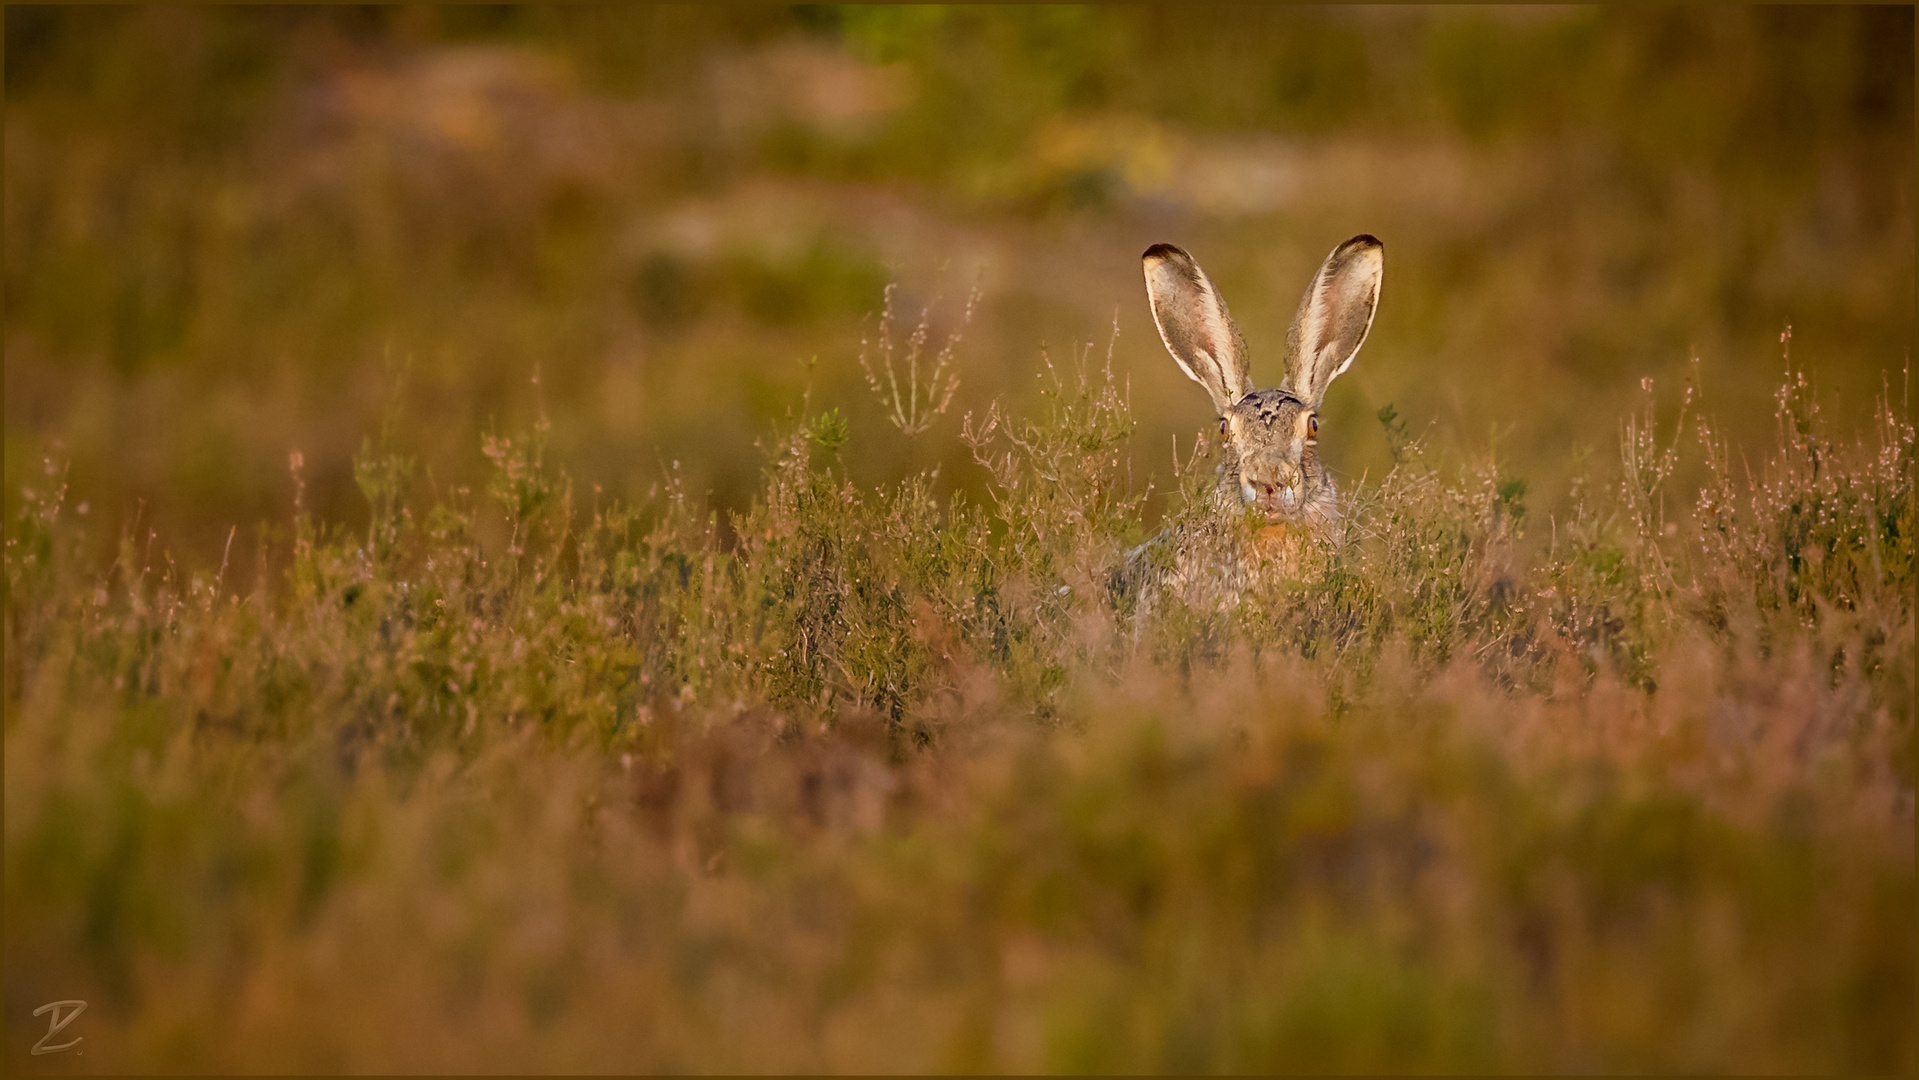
(3, 339), (1912, 1071)
(6, 7), (1912, 1071)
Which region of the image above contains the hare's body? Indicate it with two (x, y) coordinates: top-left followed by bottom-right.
(1128, 476), (1325, 613)
(1128, 235), (1383, 609)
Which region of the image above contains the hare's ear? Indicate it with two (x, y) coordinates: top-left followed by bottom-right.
(1143, 243), (1253, 414)
(1281, 234), (1383, 409)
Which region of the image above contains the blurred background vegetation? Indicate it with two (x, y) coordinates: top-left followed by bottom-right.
(4, 4), (1913, 569)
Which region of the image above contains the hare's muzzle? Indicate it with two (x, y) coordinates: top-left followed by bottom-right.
(1238, 468), (1303, 523)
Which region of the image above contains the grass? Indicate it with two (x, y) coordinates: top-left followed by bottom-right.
(4, 326), (1912, 1070)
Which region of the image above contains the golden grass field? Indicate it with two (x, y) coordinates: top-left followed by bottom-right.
(5, 6), (1913, 1072)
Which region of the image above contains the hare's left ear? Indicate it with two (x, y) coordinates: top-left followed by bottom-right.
(1143, 243), (1254, 414)
(1281, 235), (1382, 409)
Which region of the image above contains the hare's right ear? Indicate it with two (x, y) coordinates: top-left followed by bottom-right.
(1281, 234), (1383, 409)
(1143, 243), (1253, 414)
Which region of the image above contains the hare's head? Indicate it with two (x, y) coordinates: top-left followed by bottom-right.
(1143, 235), (1383, 527)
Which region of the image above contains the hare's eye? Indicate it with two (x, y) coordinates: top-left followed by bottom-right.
(1219, 417), (1228, 435)
(1306, 414), (1319, 440)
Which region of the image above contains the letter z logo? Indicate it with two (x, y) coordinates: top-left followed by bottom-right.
(31, 1000), (86, 1056)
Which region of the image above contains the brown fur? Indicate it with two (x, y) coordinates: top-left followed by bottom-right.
(1133, 235), (1384, 607)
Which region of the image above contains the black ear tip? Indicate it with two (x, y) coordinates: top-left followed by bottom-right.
(1143, 242), (1187, 262)
(1346, 234), (1383, 250)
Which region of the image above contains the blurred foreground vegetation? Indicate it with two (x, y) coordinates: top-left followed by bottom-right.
(5, 348), (1913, 1070)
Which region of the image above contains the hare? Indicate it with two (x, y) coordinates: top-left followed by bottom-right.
(1126, 235), (1384, 608)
